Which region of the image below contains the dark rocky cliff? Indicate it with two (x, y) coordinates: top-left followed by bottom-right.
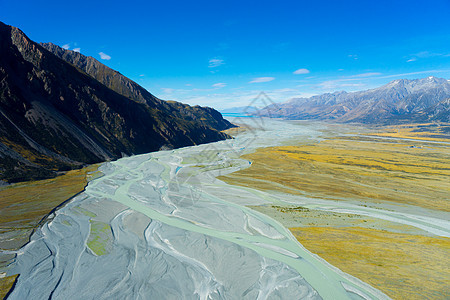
(0, 22), (234, 183)
(40, 42), (234, 131)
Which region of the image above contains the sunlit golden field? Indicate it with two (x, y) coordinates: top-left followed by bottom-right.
(368, 123), (450, 143)
(221, 136), (449, 211)
(0, 164), (100, 296)
(0, 164), (100, 228)
(220, 124), (450, 299)
(247, 204), (450, 299)
(291, 226), (450, 300)
(0, 274), (17, 299)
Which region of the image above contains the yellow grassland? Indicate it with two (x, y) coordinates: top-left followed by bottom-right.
(291, 226), (450, 299)
(0, 164), (100, 296)
(219, 129), (450, 299)
(222, 123), (253, 135)
(220, 137), (449, 211)
(249, 204), (450, 299)
(0, 164), (100, 226)
(0, 274), (18, 299)
(368, 123), (450, 142)
(0, 137), (58, 165)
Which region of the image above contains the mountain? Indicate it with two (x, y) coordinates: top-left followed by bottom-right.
(40, 43), (233, 132)
(256, 77), (450, 123)
(0, 22), (234, 183)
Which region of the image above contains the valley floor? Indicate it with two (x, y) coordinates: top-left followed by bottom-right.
(0, 165), (100, 298)
(1, 118), (448, 299)
(220, 121), (450, 299)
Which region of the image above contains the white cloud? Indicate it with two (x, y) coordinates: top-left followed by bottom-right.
(349, 72), (382, 78)
(314, 72), (381, 91)
(272, 88), (298, 93)
(293, 68), (310, 75)
(318, 79), (366, 90)
(73, 48), (80, 53)
(149, 84), (316, 110)
(378, 70), (448, 79)
(348, 54), (358, 60)
(414, 51), (439, 58)
(139, 74), (145, 77)
(406, 51), (450, 62)
(314, 69), (449, 92)
(161, 88), (174, 94)
(249, 77), (275, 83)
(62, 44), (70, 50)
(208, 58), (224, 68)
(170, 88), (314, 110)
(99, 52), (111, 60)
(212, 82), (227, 88)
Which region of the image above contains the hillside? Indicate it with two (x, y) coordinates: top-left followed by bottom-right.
(40, 42), (233, 131)
(0, 22), (234, 183)
(257, 77), (450, 123)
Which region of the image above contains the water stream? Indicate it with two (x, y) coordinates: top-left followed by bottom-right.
(7, 118), (446, 299)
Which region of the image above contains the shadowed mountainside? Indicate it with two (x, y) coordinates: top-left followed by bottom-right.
(40, 42), (234, 131)
(0, 22), (234, 183)
(257, 77), (450, 123)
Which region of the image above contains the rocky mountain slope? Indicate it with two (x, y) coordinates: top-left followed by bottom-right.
(257, 77), (450, 123)
(40, 42), (233, 131)
(0, 22), (234, 183)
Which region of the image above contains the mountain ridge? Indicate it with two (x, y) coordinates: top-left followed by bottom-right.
(257, 77), (450, 123)
(40, 42), (234, 131)
(39, 42), (163, 106)
(0, 22), (234, 183)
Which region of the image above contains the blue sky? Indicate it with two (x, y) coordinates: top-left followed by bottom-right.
(1, 0), (450, 109)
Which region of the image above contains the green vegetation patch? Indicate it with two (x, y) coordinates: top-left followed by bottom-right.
(87, 220), (113, 256)
(73, 207), (97, 218)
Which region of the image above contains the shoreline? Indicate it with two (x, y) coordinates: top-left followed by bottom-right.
(0, 164), (101, 298)
(5, 120), (389, 299)
(3, 119), (449, 299)
(219, 122), (450, 299)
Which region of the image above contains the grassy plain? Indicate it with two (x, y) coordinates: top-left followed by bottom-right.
(221, 136), (449, 211)
(220, 123), (450, 299)
(367, 123), (450, 142)
(248, 204), (450, 298)
(0, 164), (100, 296)
(0, 274), (17, 299)
(292, 226), (450, 299)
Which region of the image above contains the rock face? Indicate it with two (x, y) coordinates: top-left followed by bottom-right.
(0, 22), (234, 183)
(257, 77), (450, 123)
(40, 42), (234, 131)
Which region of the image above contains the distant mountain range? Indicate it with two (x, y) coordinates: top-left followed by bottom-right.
(256, 77), (450, 123)
(0, 22), (234, 183)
